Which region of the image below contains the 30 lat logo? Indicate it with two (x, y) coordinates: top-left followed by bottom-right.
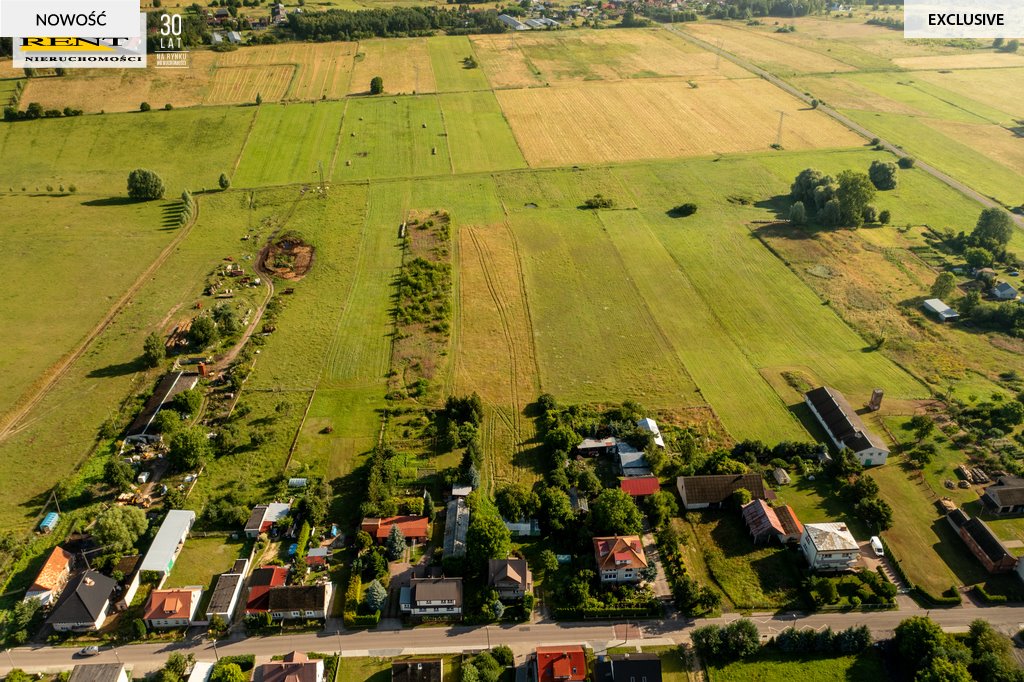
(155, 13), (189, 69)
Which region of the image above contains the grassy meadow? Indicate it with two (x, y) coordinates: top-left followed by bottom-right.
(707, 650), (886, 682)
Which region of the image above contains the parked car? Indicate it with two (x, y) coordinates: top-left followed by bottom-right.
(870, 536), (884, 557)
(77, 646), (100, 658)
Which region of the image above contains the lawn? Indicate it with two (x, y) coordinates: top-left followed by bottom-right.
(233, 102), (347, 187)
(164, 536), (248, 589)
(684, 511), (803, 611)
(338, 655), (462, 682)
(707, 650), (885, 682)
(438, 91), (526, 174)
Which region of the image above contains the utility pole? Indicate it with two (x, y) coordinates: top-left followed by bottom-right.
(50, 489), (62, 515)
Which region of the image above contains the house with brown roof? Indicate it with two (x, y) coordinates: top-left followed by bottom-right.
(268, 583), (332, 620)
(25, 546), (74, 605)
(676, 474), (766, 510)
(143, 587), (202, 628)
(399, 576), (462, 620)
(255, 652), (323, 682)
(981, 477), (1024, 516)
(947, 509), (1017, 574)
(741, 499), (784, 544)
(488, 559), (532, 600)
(804, 387), (890, 466)
(535, 646), (587, 682)
(360, 516), (429, 544)
(775, 505), (804, 544)
(391, 659), (443, 682)
(594, 536), (647, 583)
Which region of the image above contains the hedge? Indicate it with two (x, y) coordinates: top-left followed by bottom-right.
(972, 585), (1009, 604)
(554, 605), (662, 620)
(911, 586), (961, 607)
(216, 655), (255, 672)
(343, 611), (381, 628)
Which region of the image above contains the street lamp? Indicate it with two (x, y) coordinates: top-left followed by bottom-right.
(5, 649), (15, 668)
(212, 639), (220, 661)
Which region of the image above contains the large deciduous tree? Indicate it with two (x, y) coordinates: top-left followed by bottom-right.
(93, 505), (148, 554)
(591, 488), (643, 536)
(972, 208), (1014, 252)
(168, 425), (210, 473)
(466, 511), (511, 571)
(868, 160), (898, 190)
(127, 168), (165, 200)
(835, 170), (876, 227)
(930, 272), (957, 300)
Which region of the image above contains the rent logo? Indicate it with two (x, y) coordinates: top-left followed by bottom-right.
(13, 15), (146, 68)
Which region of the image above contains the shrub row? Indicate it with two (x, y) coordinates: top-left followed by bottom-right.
(343, 610), (381, 628)
(553, 605), (662, 620)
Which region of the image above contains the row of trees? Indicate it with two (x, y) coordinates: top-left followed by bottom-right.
(287, 6), (509, 41)
(693, 619), (872, 665)
(895, 617), (1023, 682)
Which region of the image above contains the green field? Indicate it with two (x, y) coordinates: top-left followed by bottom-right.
(338, 656), (461, 682)
(428, 37), (490, 92)
(708, 650), (885, 682)
(164, 536), (248, 589)
(438, 92), (527, 173)
(234, 102), (346, 187)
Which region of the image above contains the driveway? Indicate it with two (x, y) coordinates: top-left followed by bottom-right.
(641, 532), (671, 600)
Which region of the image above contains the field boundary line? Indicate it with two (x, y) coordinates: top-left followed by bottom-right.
(0, 196), (203, 443)
(496, 196), (543, 396)
(436, 94), (456, 175)
(231, 105), (262, 175)
(327, 98), (351, 179)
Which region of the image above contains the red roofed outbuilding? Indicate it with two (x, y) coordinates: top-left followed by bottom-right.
(360, 516), (429, 544)
(620, 476), (660, 497)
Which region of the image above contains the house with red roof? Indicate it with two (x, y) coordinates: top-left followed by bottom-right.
(620, 476), (660, 498)
(25, 546), (74, 606)
(245, 566), (289, 613)
(535, 646), (587, 682)
(593, 536), (647, 583)
(360, 516), (429, 544)
(143, 587), (202, 628)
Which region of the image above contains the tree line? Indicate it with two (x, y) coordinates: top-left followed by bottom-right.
(286, 6), (507, 41)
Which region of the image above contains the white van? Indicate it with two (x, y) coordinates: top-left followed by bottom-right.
(870, 536), (884, 557)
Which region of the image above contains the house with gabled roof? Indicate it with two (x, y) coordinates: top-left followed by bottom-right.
(391, 659), (443, 682)
(488, 559), (532, 600)
(981, 476), (1024, 516)
(143, 587), (202, 628)
(46, 570), (115, 631)
(68, 664), (128, 682)
(775, 505), (804, 543)
(947, 509), (1017, 574)
(535, 646), (587, 682)
(804, 387), (889, 466)
(245, 565), (289, 613)
(800, 523), (860, 572)
(360, 516), (429, 544)
(24, 546), (74, 605)
(620, 476), (660, 497)
(400, 576), (463, 620)
(992, 281), (1019, 301)
(267, 583), (332, 620)
(244, 502), (290, 538)
(741, 499), (784, 543)
(676, 473), (766, 510)
(256, 652), (324, 682)
(595, 653), (662, 682)
(594, 536), (647, 583)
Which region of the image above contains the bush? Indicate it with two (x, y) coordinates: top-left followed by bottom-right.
(898, 156), (916, 169)
(126, 168), (165, 200)
(370, 76), (384, 94)
(582, 194), (615, 210)
(140, 102), (151, 112)
(668, 202), (698, 217)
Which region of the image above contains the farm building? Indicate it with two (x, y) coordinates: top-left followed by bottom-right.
(143, 587), (202, 628)
(800, 523), (860, 572)
(804, 386), (890, 466)
(245, 565), (289, 613)
(498, 13), (529, 29)
(24, 546), (74, 605)
(594, 536), (647, 583)
(68, 664), (128, 682)
(257, 652), (324, 682)
(140, 509), (194, 577)
(443, 498), (470, 559)
(741, 499), (784, 544)
(287, 478), (308, 488)
(617, 442), (651, 476)
(504, 518), (541, 537)
(772, 468), (791, 485)
(636, 418), (665, 448)
(992, 281), (1019, 300)
(124, 372), (199, 443)
(594, 653), (662, 682)
(775, 505), (804, 543)
(46, 569), (116, 632)
(488, 559), (533, 600)
(981, 477), (1024, 515)
(676, 473), (766, 510)
(268, 584), (332, 620)
(947, 509), (1017, 574)
(39, 511), (60, 534)
(576, 437), (617, 455)
(451, 484), (473, 498)
(525, 17), (560, 27)
(244, 502), (291, 538)
(205, 558), (249, 622)
(400, 576), (463, 620)
(569, 487), (589, 513)
(620, 476), (660, 497)
(306, 547), (330, 567)
(535, 646), (588, 682)
(392, 660), (443, 682)
(922, 298), (959, 322)
(360, 516), (429, 544)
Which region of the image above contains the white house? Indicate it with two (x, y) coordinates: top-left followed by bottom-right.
(46, 570), (116, 632)
(992, 281), (1019, 301)
(804, 387), (890, 466)
(593, 536), (647, 583)
(143, 587), (202, 629)
(800, 523), (860, 572)
(400, 577), (463, 619)
(140, 509), (195, 578)
(69, 664), (129, 682)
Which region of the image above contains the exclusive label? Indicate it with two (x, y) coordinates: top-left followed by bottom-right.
(905, 0), (1024, 37)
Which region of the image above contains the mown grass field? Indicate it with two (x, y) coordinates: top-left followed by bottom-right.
(427, 36), (489, 92)
(338, 656), (461, 682)
(350, 38), (436, 95)
(234, 102), (346, 187)
(708, 650), (885, 682)
(163, 536), (248, 589)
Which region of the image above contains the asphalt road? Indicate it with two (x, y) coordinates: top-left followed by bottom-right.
(664, 23), (1024, 229)
(7, 605), (1024, 676)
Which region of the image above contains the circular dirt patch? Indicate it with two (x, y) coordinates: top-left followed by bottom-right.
(262, 235), (314, 280)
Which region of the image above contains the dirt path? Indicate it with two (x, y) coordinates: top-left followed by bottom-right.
(665, 23), (1024, 230)
(0, 198), (202, 443)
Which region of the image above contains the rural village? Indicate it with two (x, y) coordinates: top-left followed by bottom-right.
(1, 0), (1024, 680)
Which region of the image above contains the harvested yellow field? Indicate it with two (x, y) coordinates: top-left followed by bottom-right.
(20, 43), (357, 112)
(350, 38), (436, 94)
(473, 29), (749, 88)
(894, 53), (1024, 70)
(794, 75), (921, 114)
(925, 119), (1024, 174)
(497, 79), (862, 167)
(685, 22), (856, 73)
(469, 34), (544, 89)
(214, 42), (356, 100)
(207, 65), (294, 104)
(915, 68), (1024, 117)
